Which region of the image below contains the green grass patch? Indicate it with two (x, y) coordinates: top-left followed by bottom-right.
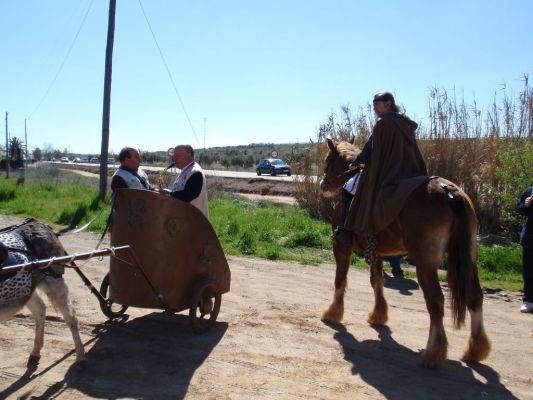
(476, 245), (523, 291)
(208, 194), (334, 265)
(0, 170), (525, 293)
(0, 167), (110, 231)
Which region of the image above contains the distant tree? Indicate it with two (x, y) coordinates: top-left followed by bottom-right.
(198, 152), (212, 165)
(33, 147), (42, 160)
(43, 143), (54, 159)
(9, 137), (24, 168)
(244, 155), (254, 167)
(230, 156), (244, 167)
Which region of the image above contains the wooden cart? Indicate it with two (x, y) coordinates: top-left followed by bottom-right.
(99, 189), (231, 333)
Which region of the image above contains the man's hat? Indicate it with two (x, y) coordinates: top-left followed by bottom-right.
(373, 92), (395, 103)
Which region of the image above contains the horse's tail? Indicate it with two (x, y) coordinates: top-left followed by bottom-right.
(446, 188), (476, 329)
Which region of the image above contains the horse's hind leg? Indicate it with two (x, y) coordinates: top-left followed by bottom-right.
(462, 271), (491, 363)
(25, 292), (46, 366)
(415, 262), (448, 368)
(322, 243), (351, 324)
(368, 257), (388, 326)
(44, 278), (86, 365)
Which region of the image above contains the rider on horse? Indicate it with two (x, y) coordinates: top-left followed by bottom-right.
(334, 92), (428, 255)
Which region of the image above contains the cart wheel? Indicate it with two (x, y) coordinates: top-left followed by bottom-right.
(189, 278), (221, 334)
(99, 273), (128, 319)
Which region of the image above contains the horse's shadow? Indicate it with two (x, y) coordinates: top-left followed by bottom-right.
(18, 312), (227, 400)
(383, 272), (419, 295)
(328, 323), (518, 400)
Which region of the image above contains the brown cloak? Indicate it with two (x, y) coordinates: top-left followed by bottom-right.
(346, 112), (428, 235)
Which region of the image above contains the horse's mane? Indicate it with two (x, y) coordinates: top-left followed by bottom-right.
(336, 141), (360, 163)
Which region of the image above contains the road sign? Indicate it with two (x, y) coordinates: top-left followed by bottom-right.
(270, 149), (278, 158)
(167, 147), (174, 157)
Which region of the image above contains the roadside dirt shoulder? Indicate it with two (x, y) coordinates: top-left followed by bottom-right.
(0, 215), (532, 399)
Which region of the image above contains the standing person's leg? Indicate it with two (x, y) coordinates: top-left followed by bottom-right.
(521, 245), (533, 312)
(386, 255), (404, 278)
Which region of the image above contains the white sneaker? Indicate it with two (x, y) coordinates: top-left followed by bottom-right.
(520, 301), (533, 313)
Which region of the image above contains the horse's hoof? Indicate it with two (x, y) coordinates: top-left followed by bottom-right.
(321, 307), (343, 324)
(27, 355), (40, 367)
(462, 334), (491, 363)
(367, 311), (388, 326)
(74, 359), (88, 370)
(421, 349), (446, 369)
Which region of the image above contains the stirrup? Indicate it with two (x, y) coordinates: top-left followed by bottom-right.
(333, 226), (353, 246)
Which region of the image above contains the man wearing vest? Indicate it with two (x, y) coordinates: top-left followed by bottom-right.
(161, 144), (209, 218)
(111, 147), (154, 192)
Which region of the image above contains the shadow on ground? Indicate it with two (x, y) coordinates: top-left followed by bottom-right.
(8, 312), (227, 400)
(383, 272), (420, 295)
(328, 323), (518, 400)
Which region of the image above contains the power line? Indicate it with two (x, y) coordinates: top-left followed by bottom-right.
(27, 0), (95, 120)
(137, 0), (200, 147)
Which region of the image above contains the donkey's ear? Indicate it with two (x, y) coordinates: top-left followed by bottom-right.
(349, 136), (355, 145)
(327, 138), (335, 151)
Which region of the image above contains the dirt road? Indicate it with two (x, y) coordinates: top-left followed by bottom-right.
(1, 214), (532, 399)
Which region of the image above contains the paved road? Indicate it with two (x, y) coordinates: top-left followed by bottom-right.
(46, 161), (302, 182)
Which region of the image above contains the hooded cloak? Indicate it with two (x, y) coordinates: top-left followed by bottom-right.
(346, 112), (428, 235)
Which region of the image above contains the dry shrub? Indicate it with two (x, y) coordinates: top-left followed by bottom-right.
(293, 105), (372, 220)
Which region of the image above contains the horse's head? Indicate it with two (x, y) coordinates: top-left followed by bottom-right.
(319, 138), (359, 197)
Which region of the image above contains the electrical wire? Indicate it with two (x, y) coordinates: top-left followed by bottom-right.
(137, 0), (201, 148)
(27, 0), (95, 120)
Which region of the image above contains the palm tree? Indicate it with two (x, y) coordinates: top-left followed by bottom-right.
(9, 137), (24, 168)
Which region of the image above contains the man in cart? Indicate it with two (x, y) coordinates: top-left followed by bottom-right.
(160, 144), (209, 218)
(111, 147), (154, 192)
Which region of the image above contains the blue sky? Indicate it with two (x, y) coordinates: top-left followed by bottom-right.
(1, 1), (532, 154)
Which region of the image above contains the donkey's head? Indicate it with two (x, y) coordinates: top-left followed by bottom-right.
(319, 138), (359, 197)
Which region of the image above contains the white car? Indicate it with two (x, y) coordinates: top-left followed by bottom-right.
(60, 157), (70, 163)
(89, 157), (99, 164)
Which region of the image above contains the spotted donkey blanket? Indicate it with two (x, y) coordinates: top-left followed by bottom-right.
(0, 219), (67, 303)
(0, 230), (33, 303)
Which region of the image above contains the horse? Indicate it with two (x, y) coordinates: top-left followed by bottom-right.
(0, 219), (86, 368)
(319, 139), (490, 368)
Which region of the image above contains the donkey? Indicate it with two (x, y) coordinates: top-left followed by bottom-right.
(0, 219), (86, 368)
(320, 139), (490, 368)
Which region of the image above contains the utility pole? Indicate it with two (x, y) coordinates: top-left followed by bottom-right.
(5, 112), (9, 178)
(24, 119), (28, 167)
(99, 0), (116, 199)
(203, 117), (206, 149)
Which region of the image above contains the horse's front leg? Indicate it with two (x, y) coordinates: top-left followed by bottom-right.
(322, 242), (352, 324)
(368, 256), (388, 325)
(25, 292), (46, 367)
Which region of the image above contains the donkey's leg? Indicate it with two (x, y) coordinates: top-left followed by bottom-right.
(25, 292), (46, 366)
(322, 243), (352, 324)
(44, 278), (86, 364)
(462, 271), (491, 362)
(415, 263), (448, 368)
(368, 257), (388, 325)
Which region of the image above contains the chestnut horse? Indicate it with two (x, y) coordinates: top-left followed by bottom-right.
(319, 139), (490, 368)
